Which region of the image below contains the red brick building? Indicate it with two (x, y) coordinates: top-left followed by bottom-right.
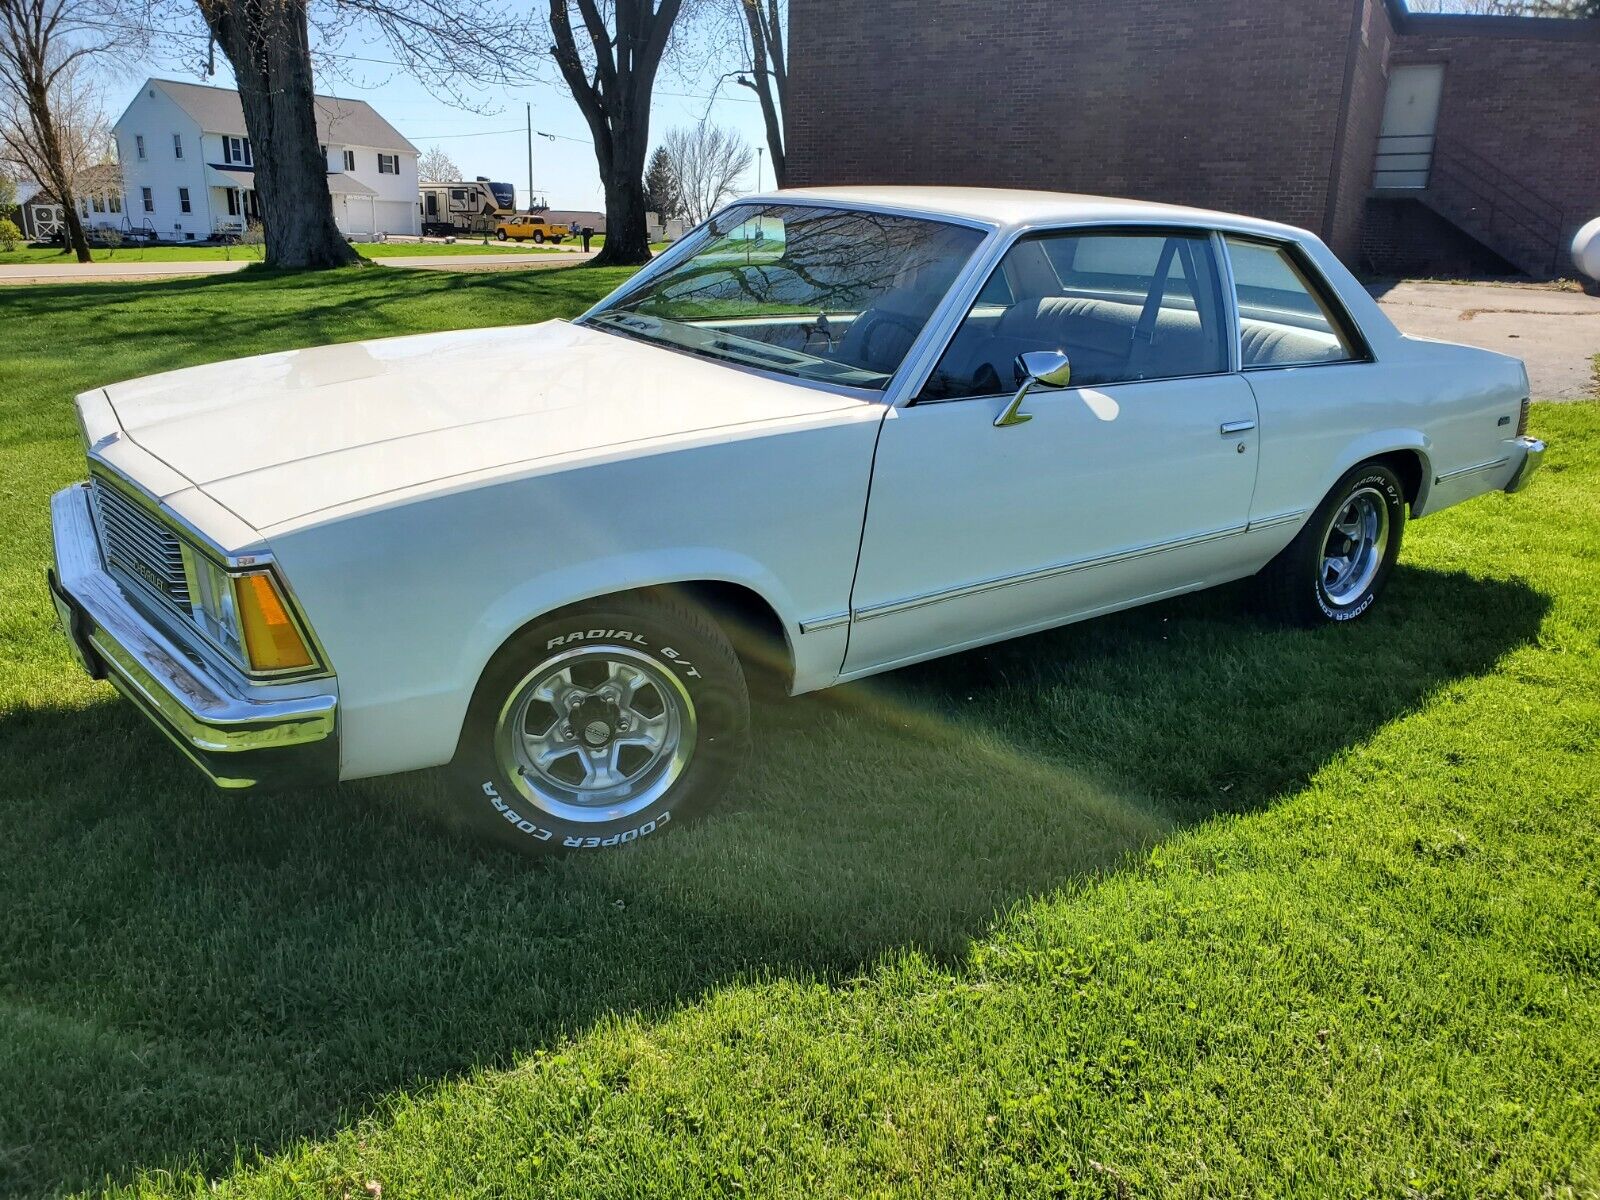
(786, 0), (1600, 279)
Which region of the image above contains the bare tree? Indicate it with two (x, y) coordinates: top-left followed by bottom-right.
(732, 0), (783, 186)
(548, 0), (686, 266)
(663, 121), (751, 224)
(0, 0), (112, 262)
(417, 143), (460, 182)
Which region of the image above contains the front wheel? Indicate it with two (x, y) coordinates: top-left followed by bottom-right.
(445, 594), (751, 854)
(532, 231), (545, 244)
(495, 229), (508, 241)
(1255, 461), (1406, 625)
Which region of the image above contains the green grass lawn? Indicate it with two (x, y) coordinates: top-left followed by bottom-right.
(0, 268), (1595, 1198)
(0, 241), (563, 265)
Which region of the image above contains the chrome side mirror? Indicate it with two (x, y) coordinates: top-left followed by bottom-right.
(994, 349), (1072, 428)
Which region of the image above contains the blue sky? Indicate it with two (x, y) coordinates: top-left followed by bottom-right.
(104, 21), (773, 212)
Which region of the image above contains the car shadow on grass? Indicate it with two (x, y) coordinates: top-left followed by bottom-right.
(0, 565), (1547, 1196)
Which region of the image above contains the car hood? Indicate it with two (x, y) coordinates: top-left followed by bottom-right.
(99, 321), (872, 532)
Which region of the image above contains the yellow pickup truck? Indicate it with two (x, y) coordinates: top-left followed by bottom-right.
(495, 215), (571, 244)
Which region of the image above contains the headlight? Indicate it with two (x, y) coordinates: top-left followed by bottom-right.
(183, 545), (243, 658)
(181, 547), (317, 675)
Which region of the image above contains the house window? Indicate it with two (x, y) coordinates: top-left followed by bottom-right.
(173, 132), (183, 159)
(109, 192), (122, 214)
(224, 135), (253, 166)
(226, 189), (238, 217)
(92, 193), (105, 213)
(135, 134), (146, 159)
(178, 187), (191, 214)
(343, 149), (355, 171)
(80, 198), (89, 217)
(378, 153), (398, 175)
(141, 187), (153, 213)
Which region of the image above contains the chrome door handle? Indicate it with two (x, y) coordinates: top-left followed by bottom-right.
(1220, 420), (1256, 436)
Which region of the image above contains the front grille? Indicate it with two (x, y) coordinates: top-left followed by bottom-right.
(90, 477), (192, 613)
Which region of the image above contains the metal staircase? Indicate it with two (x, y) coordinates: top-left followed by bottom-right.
(1373, 133), (1568, 278)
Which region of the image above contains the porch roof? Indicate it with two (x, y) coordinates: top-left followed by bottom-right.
(205, 165), (255, 189)
(326, 173), (376, 196)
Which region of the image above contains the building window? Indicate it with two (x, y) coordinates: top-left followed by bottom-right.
(173, 132), (183, 159)
(80, 198), (89, 217)
(378, 153), (398, 175)
(109, 192), (122, 214)
(343, 149), (355, 171)
(135, 134), (146, 160)
(141, 187), (153, 213)
(226, 189), (238, 217)
(92, 193), (105, 213)
(178, 187), (191, 214)
(224, 135), (253, 166)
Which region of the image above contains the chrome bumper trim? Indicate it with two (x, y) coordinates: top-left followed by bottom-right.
(50, 484), (337, 788)
(1503, 437), (1545, 495)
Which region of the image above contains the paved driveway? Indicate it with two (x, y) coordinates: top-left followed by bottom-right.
(1372, 281), (1600, 401)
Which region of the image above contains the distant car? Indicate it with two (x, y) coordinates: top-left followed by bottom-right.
(49, 187), (1544, 854)
(495, 214), (568, 244)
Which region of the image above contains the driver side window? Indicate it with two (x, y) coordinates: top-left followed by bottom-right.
(921, 230), (1230, 401)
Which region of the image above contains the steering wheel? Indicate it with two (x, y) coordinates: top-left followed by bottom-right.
(837, 306), (925, 372)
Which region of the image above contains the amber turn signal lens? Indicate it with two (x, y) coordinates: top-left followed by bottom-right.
(233, 571), (314, 671)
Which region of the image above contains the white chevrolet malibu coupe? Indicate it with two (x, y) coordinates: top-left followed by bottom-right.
(50, 187), (1544, 853)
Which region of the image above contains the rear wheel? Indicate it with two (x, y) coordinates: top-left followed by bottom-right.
(1255, 461), (1406, 625)
(445, 594), (750, 854)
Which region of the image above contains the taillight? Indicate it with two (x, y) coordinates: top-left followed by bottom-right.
(1517, 397), (1530, 437)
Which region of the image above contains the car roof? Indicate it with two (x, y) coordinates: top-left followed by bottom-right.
(749, 185), (1312, 242)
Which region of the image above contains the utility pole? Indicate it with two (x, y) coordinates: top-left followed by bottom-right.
(526, 102), (534, 213)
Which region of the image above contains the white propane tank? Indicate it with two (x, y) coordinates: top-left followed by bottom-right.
(1574, 215), (1600, 284)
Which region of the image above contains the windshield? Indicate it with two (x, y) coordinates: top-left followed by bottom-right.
(583, 203), (986, 390)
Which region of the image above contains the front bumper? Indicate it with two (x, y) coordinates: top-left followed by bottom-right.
(1504, 436), (1546, 495)
(49, 483), (338, 789)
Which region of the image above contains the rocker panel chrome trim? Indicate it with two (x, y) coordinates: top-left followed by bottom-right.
(798, 612), (851, 635)
(1434, 456), (1509, 484)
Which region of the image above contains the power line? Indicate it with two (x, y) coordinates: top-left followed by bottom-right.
(75, 17), (763, 105)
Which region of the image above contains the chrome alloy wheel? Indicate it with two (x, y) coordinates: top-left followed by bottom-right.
(494, 645), (697, 824)
(1320, 486), (1390, 607)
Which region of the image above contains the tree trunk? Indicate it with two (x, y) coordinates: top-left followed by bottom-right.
(199, 0), (359, 270)
(19, 78), (91, 262)
(594, 126), (651, 266)
(548, 0), (683, 269)
(740, 0), (786, 188)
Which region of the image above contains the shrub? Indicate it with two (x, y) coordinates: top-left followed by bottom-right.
(0, 217), (20, 252)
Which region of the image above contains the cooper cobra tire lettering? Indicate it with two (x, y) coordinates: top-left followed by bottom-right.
(450, 595), (748, 856)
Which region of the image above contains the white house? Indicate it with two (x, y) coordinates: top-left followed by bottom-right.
(112, 78), (419, 242)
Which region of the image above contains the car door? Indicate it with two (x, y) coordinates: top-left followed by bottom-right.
(844, 228), (1262, 675)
